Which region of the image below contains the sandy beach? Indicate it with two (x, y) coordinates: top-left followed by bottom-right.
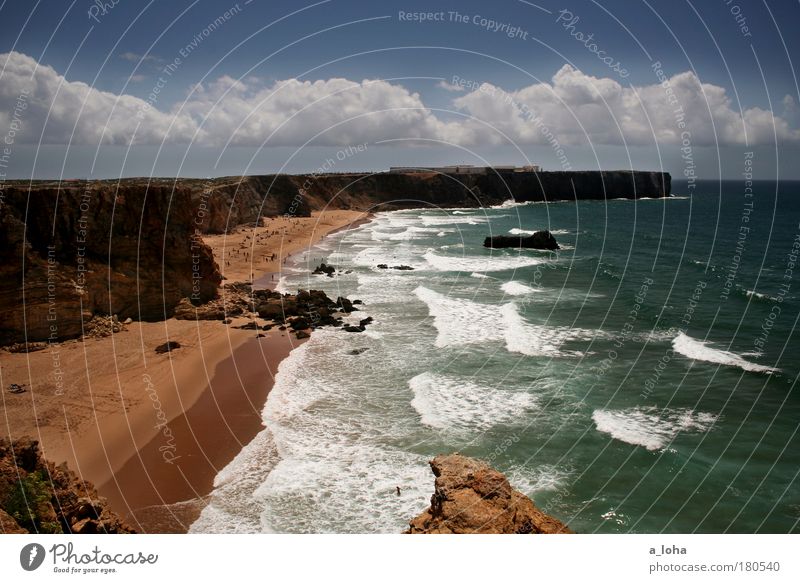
(0, 209), (369, 532)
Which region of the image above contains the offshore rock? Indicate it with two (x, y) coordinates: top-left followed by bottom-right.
(484, 230), (559, 250)
(406, 454), (573, 534)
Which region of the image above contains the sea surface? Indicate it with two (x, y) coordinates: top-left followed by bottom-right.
(191, 180), (800, 533)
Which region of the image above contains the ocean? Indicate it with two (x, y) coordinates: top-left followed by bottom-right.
(190, 179), (800, 534)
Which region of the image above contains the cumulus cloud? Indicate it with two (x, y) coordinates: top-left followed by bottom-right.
(1, 51), (797, 149)
(451, 65), (800, 147)
(436, 79), (466, 92)
(0, 51), (197, 145)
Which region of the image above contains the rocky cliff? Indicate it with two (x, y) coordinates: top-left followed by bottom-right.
(406, 454), (573, 534)
(0, 438), (134, 533)
(0, 180), (221, 344)
(1, 169), (668, 344)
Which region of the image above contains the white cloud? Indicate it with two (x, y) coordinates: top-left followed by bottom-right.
(119, 51), (162, 63)
(0, 51), (197, 145)
(436, 79), (466, 92)
(451, 65), (800, 147)
(1, 51), (797, 149)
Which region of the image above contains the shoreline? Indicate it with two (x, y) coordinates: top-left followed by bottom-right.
(98, 210), (374, 532)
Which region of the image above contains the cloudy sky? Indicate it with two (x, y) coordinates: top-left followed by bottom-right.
(1, 0), (799, 180)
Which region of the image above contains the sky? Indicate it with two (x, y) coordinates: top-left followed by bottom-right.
(1, 0), (799, 181)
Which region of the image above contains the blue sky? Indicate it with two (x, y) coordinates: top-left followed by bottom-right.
(2, 0), (799, 180)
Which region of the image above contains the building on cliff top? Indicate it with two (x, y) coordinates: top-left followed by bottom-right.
(388, 164), (540, 174)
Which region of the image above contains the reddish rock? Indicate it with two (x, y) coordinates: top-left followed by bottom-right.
(406, 453), (573, 534)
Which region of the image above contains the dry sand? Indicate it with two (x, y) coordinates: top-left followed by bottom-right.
(0, 209), (370, 532)
(205, 210), (368, 284)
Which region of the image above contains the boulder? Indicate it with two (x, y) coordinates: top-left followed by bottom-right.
(312, 263), (336, 277)
(484, 230), (559, 250)
(406, 454), (573, 534)
(154, 341), (181, 354)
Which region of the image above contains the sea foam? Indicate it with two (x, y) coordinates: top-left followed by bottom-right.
(592, 407), (718, 451)
(423, 250), (544, 273)
(409, 372), (536, 432)
(672, 333), (779, 374)
(501, 281), (539, 296)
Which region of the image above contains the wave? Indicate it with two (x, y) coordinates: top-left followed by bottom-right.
(413, 286), (501, 347)
(274, 275), (290, 294)
(592, 407), (718, 451)
(501, 303), (600, 357)
(501, 281), (539, 296)
(744, 288), (775, 301)
(508, 227), (571, 236)
(423, 250), (545, 273)
(409, 372), (536, 432)
(420, 215), (489, 226)
(672, 333), (779, 374)
(194, 331), (436, 533)
(470, 272), (491, 279)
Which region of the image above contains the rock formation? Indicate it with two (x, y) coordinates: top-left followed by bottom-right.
(484, 230), (560, 250)
(0, 438), (134, 534)
(406, 454), (573, 534)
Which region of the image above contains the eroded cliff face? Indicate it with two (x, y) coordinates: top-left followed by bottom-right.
(406, 454), (573, 534)
(0, 438), (134, 534)
(0, 181), (221, 344)
(1, 169), (669, 344)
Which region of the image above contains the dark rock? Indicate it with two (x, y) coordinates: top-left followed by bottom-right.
(336, 297), (354, 313)
(256, 301), (284, 320)
(352, 299), (363, 305)
(392, 265), (414, 270)
(377, 264), (388, 269)
(343, 325), (364, 333)
(484, 230), (559, 250)
(348, 347), (369, 355)
(312, 263), (336, 276)
(154, 341), (181, 354)
(289, 317), (310, 330)
(295, 330), (311, 339)
(359, 317), (374, 327)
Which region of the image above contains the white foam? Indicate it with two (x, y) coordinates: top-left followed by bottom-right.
(746, 289), (773, 301)
(508, 228), (571, 236)
(420, 215), (489, 226)
(501, 281), (539, 296)
(593, 407), (718, 451)
(274, 276), (290, 293)
(672, 333), (779, 374)
(424, 250), (544, 273)
(193, 330), (436, 533)
(409, 372), (536, 432)
(470, 272), (491, 279)
(502, 303), (599, 357)
(414, 286), (502, 347)
(371, 226), (444, 242)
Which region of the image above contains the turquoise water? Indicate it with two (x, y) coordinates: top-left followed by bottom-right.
(192, 180), (800, 534)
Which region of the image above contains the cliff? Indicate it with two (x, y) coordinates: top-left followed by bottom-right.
(0, 169), (668, 344)
(0, 180), (220, 344)
(406, 454), (573, 534)
(0, 438), (134, 533)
